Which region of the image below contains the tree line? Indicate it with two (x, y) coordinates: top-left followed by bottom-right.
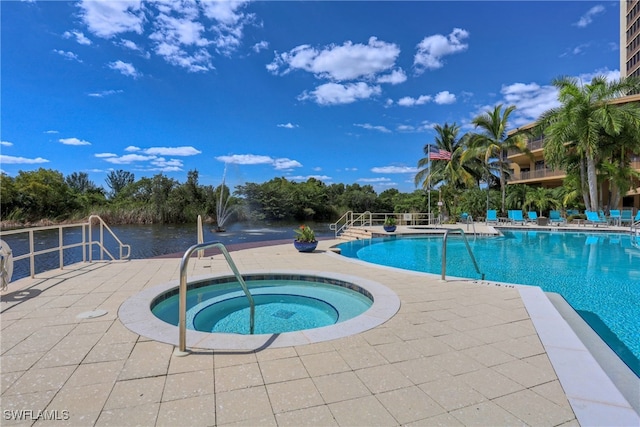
(0, 167), (440, 226)
(2, 75), (639, 228)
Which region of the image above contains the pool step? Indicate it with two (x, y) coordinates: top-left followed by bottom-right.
(338, 227), (373, 241)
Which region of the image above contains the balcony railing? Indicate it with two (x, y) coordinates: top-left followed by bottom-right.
(511, 168), (566, 182)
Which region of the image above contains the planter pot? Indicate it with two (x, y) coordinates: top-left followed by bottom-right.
(293, 240), (318, 252)
(383, 225), (396, 232)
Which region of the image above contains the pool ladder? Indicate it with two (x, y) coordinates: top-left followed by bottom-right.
(441, 229), (485, 281)
(174, 241), (255, 356)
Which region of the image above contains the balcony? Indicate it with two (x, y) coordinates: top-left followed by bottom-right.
(507, 136), (545, 157)
(510, 168), (566, 183)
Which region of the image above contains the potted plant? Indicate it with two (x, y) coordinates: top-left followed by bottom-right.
(293, 225), (318, 252)
(383, 216), (397, 232)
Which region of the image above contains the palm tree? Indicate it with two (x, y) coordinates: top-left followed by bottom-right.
(524, 187), (560, 216)
(598, 122), (640, 209)
(415, 123), (476, 191)
(536, 75), (640, 211)
(468, 104), (529, 215)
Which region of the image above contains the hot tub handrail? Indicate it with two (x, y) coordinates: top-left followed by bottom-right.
(176, 241), (254, 355)
(441, 228), (484, 281)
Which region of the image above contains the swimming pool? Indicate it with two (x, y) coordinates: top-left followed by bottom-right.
(120, 271), (400, 350)
(151, 278), (373, 334)
(337, 231), (640, 376)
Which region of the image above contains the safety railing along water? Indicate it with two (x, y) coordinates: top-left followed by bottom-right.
(0, 215), (130, 280)
(174, 241), (254, 356)
(441, 228), (484, 281)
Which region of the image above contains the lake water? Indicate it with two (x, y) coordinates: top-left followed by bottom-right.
(2, 221), (334, 282)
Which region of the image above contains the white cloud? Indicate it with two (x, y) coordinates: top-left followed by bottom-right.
(103, 153), (157, 164)
(268, 37), (401, 81)
(397, 95), (431, 107)
(498, 81), (562, 126)
(200, 0), (251, 26)
(78, 0), (145, 38)
(125, 146), (141, 152)
(358, 177), (391, 183)
(376, 69), (407, 85)
(354, 123), (391, 133)
(59, 137), (91, 146)
(578, 68), (620, 84)
(143, 146), (201, 156)
(63, 30), (92, 45)
(215, 153), (303, 170)
(109, 60), (140, 78)
(95, 152), (117, 158)
(273, 158), (302, 170)
(0, 155), (49, 164)
(252, 41), (269, 53)
(300, 82), (381, 105)
(53, 49), (82, 62)
(414, 28), (469, 73)
(150, 157), (183, 171)
(119, 39), (150, 58)
(396, 125), (415, 132)
(1, 141), (13, 147)
(574, 5), (605, 28)
(76, 0), (252, 71)
(216, 154), (274, 165)
(434, 90), (456, 105)
(150, 12), (213, 72)
(44, 130), (59, 134)
(497, 68), (619, 126)
(277, 123), (298, 129)
(371, 166), (419, 174)
(88, 89), (123, 97)
(288, 175), (332, 182)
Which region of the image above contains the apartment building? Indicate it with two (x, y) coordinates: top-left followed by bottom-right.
(505, 2), (640, 211)
(506, 94), (640, 210)
(621, 0), (640, 79)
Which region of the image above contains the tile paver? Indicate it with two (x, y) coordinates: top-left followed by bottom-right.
(1, 237), (637, 426)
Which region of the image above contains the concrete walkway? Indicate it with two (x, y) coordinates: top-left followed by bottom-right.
(1, 239), (638, 426)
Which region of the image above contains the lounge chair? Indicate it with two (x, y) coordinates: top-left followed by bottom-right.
(598, 210), (607, 222)
(620, 209), (634, 226)
(634, 211), (640, 223)
(549, 210), (566, 225)
(527, 211), (538, 224)
(509, 210), (525, 225)
(608, 209), (621, 226)
(486, 210), (498, 225)
(585, 211), (608, 227)
(566, 209), (580, 216)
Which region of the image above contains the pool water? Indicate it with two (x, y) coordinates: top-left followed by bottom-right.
(337, 231), (640, 376)
(193, 294), (339, 334)
(152, 279), (372, 335)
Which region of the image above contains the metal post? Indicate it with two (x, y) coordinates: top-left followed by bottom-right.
(59, 227), (64, 270)
(29, 230), (35, 278)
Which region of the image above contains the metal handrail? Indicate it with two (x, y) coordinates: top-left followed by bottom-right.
(0, 215), (129, 279)
(464, 215), (477, 237)
(175, 241), (254, 356)
(631, 219), (640, 249)
(441, 228), (484, 281)
(88, 215), (131, 262)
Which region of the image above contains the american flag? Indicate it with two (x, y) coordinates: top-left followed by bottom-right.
(428, 146), (451, 161)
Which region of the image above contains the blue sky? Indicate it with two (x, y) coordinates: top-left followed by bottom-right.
(1, 1), (621, 193)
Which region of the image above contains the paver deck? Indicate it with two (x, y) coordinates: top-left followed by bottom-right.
(1, 238), (638, 426)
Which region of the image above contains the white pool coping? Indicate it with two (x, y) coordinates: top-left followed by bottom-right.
(119, 269), (401, 350)
(326, 250), (640, 426)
